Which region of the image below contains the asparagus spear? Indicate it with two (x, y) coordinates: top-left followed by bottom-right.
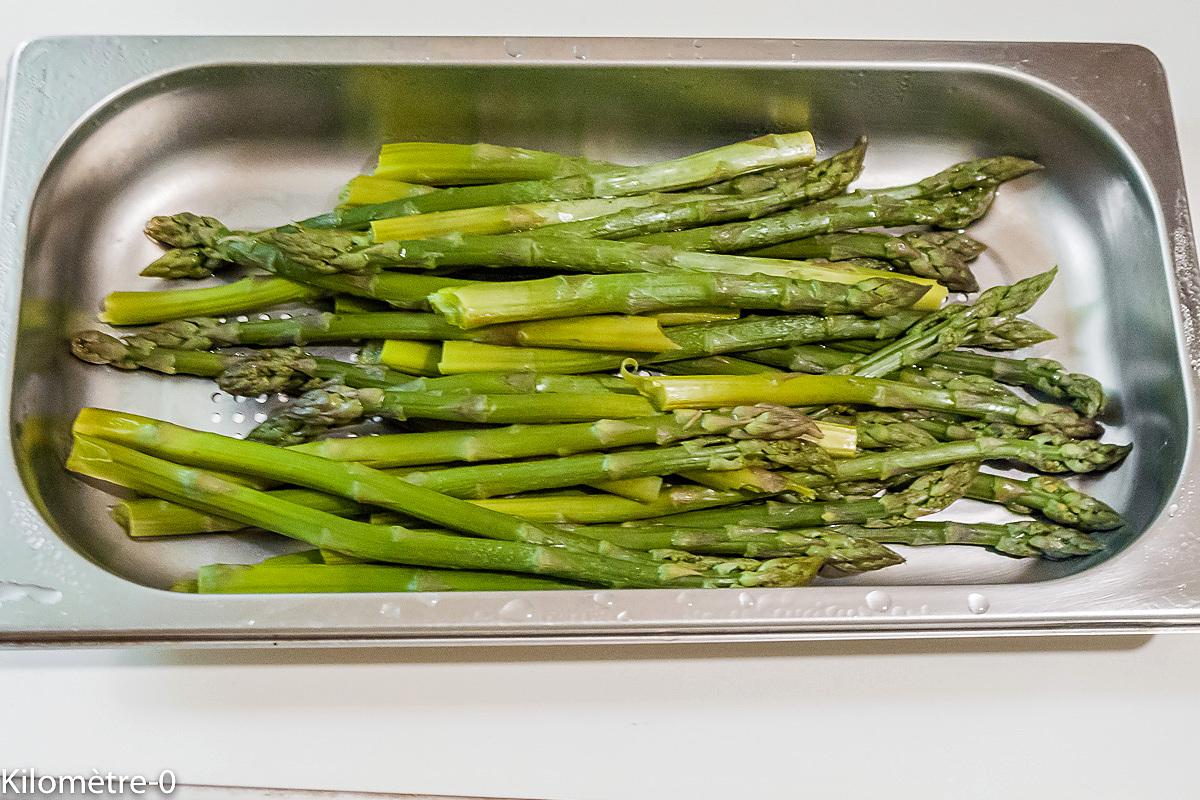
(753, 341), (1106, 417)
(560, 525), (902, 574)
(82, 311), (678, 353)
(100, 277), (322, 326)
(428, 273), (931, 328)
(696, 138), (863, 196)
(372, 340), (442, 376)
(826, 269), (1058, 379)
(435, 312), (925, 375)
(371, 194), (703, 241)
(623, 372), (1102, 438)
(632, 156), (1041, 252)
(965, 472), (1123, 531)
(301, 132), (817, 228)
(657, 355), (780, 376)
(521, 140), (866, 241)
(750, 231), (985, 292)
(249, 385), (660, 443)
(648, 308), (742, 326)
(371, 141), (615, 184)
(197, 562), (582, 593)
(811, 435), (1130, 480)
(258, 225), (946, 310)
(71, 434), (796, 588)
(668, 462), (977, 529)
(291, 405), (818, 466)
(453, 487), (762, 524)
(851, 520), (1103, 559)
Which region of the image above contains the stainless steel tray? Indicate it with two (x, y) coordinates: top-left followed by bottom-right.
(1, 36), (1196, 645)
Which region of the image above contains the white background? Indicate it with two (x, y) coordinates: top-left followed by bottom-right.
(2, 2), (1199, 798)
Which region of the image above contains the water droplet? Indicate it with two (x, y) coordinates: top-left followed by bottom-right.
(258, 313), (271, 321)
(256, 394), (269, 404)
(504, 40), (524, 58)
(276, 393), (289, 403)
(254, 412), (268, 423)
(615, 610), (631, 622)
(278, 313), (293, 320)
(210, 392), (223, 403)
(692, 39), (703, 48)
(235, 315), (249, 323)
(234, 394), (248, 404)
(419, 594), (440, 608)
(231, 412), (245, 424)
(572, 44), (588, 60)
(499, 598), (534, 621)
(210, 412), (222, 423)
(865, 590), (892, 612)
(592, 591), (614, 607)
(1169, 503), (1180, 517)
(967, 593), (990, 614)
(737, 591), (757, 609)
(675, 591), (695, 607)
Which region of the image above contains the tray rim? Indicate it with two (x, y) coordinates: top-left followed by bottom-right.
(1, 35), (1196, 647)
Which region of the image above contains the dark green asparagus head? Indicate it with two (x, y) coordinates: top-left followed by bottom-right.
(648, 550), (823, 588)
(140, 247), (229, 279)
(965, 317), (1057, 350)
(899, 231), (984, 293)
(216, 348), (323, 397)
(246, 384), (384, 445)
(912, 156), (1043, 199)
(71, 330), (174, 372)
(924, 185), (997, 229)
(1024, 358), (1107, 418)
(876, 461), (980, 523)
(1030, 433), (1131, 473)
(693, 404), (821, 441)
(260, 226), (372, 273)
(990, 520), (1104, 559)
(850, 277), (935, 318)
(1016, 403), (1103, 440)
(783, 530), (906, 575)
(853, 410), (941, 449)
(738, 438), (837, 474)
(793, 136), (867, 200)
(132, 317), (226, 351)
(144, 212), (231, 249)
(999, 475), (1124, 531)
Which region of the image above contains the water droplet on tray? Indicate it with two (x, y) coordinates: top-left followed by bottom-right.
(572, 44), (588, 60)
(865, 590), (892, 612)
(967, 593), (990, 614)
(592, 591), (614, 607)
(504, 40), (524, 58)
(499, 598), (534, 621)
(737, 591), (757, 609)
(1169, 503), (1180, 517)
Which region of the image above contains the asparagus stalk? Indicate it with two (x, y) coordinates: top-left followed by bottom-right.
(668, 462), (978, 529)
(428, 272), (932, 328)
(524, 140), (867, 240)
(196, 562), (582, 593)
(560, 525), (901, 574)
(453, 487), (762, 524)
(372, 194), (702, 241)
(291, 405), (818, 466)
(261, 226), (946, 310)
(623, 372), (1102, 439)
(697, 137), (864, 196)
(851, 520), (1103, 560)
(100, 277), (322, 326)
(750, 231), (985, 292)
(339, 176), (436, 206)
(591, 477), (664, 503)
(248, 385), (660, 444)
(827, 269), (1058, 379)
(784, 341), (1104, 417)
(632, 156), (1041, 252)
(814, 435), (1130, 480)
(301, 132), (817, 228)
(657, 355), (780, 376)
(372, 141), (615, 184)
(435, 312), (925, 375)
(83, 311), (678, 353)
(965, 472), (1123, 531)
(69, 434), (763, 588)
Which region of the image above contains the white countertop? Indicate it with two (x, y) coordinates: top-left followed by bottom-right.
(2, 3), (1198, 798)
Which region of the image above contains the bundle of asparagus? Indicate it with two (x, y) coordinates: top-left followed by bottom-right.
(66, 133), (1129, 595)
